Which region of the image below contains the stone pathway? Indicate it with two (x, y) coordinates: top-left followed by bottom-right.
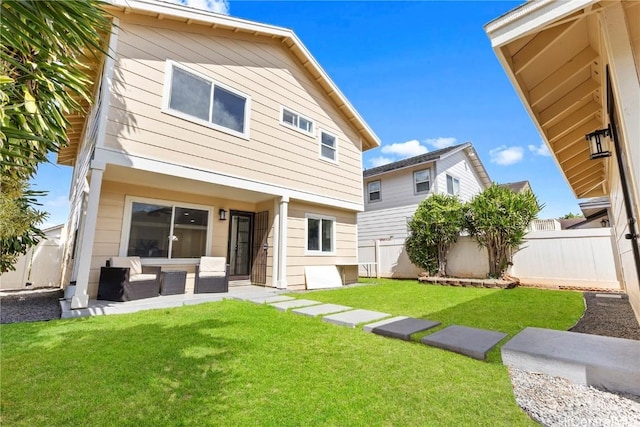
(266, 298), (506, 361)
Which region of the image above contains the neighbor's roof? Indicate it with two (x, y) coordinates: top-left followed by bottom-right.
(499, 180), (532, 194)
(59, 0), (380, 165)
(363, 142), (492, 188)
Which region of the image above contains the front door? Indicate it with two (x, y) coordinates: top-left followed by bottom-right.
(228, 211), (253, 280)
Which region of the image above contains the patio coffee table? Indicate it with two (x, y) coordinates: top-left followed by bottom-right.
(160, 271), (187, 295)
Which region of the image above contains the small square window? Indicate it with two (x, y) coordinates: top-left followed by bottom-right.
(306, 215), (334, 254)
(368, 180), (381, 202)
(414, 169), (430, 193)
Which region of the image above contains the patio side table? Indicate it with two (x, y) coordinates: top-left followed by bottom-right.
(160, 271), (187, 295)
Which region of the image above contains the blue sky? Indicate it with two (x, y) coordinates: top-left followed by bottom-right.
(32, 0), (582, 228)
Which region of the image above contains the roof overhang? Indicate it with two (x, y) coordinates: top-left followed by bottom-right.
(59, 0), (380, 166)
(485, 0), (610, 199)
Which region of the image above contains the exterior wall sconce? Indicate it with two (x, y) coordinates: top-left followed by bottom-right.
(601, 219), (609, 227)
(219, 209), (227, 221)
(585, 125), (612, 160)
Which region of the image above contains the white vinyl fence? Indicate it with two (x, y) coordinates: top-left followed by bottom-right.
(359, 228), (620, 290)
(0, 225), (65, 290)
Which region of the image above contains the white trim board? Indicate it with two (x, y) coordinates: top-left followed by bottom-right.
(93, 147), (364, 212)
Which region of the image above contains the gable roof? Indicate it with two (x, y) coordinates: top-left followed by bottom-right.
(363, 143), (492, 188)
(59, 0), (380, 165)
(499, 180), (532, 194)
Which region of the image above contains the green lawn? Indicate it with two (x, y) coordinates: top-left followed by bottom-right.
(1, 281), (583, 426)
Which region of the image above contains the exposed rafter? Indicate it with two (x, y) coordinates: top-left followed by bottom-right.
(529, 47), (598, 107)
(538, 78), (599, 126)
(513, 20), (579, 74)
(546, 102), (600, 141)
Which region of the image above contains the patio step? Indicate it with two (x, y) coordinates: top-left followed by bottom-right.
(502, 327), (640, 395)
(370, 317), (441, 341)
(322, 309), (390, 328)
(291, 303), (353, 317)
(421, 325), (507, 361)
(269, 299), (321, 311)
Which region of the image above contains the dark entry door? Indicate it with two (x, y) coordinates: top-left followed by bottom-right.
(251, 211), (269, 285)
(228, 211), (253, 280)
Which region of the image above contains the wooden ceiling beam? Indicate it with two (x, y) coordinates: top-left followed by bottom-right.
(538, 78), (599, 127)
(575, 176), (606, 196)
(530, 47), (598, 107)
(546, 103), (600, 142)
(513, 20), (578, 74)
(551, 118), (600, 153)
(559, 147), (590, 170)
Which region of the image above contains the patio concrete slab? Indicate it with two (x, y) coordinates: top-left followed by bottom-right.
(322, 309), (390, 328)
(502, 327), (640, 395)
(363, 316), (408, 333)
(248, 295), (295, 305)
(421, 325), (507, 360)
(291, 303), (353, 317)
(372, 318), (441, 341)
(269, 299), (321, 312)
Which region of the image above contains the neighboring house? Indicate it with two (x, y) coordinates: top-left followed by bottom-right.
(358, 143), (491, 243)
(60, 0), (380, 309)
(499, 180), (531, 194)
(486, 0), (640, 321)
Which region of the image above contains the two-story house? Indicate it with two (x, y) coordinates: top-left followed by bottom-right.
(61, 0), (380, 309)
(485, 0), (640, 321)
(358, 143), (491, 244)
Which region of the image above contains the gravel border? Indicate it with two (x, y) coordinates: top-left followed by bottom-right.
(510, 291), (640, 426)
(0, 288), (63, 324)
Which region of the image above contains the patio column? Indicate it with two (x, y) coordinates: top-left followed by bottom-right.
(71, 164), (105, 309)
(277, 196), (289, 289)
(272, 198), (280, 287)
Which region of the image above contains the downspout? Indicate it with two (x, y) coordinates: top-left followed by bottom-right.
(607, 66), (640, 292)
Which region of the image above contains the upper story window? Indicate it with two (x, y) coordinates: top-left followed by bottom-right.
(414, 169), (430, 194)
(281, 107), (314, 136)
(319, 130), (338, 162)
(368, 180), (381, 202)
(123, 197), (212, 259)
(306, 214), (335, 254)
(446, 174), (460, 196)
(164, 61), (250, 139)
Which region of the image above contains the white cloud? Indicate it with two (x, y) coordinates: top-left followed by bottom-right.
(369, 156), (394, 168)
(528, 142), (551, 157)
(166, 0), (230, 15)
(381, 139), (428, 158)
(424, 137), (458, 149)
(489, 145), (524, 166)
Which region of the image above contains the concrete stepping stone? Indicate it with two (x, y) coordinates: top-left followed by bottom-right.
(292, 303), (353, 317)
(269, 299), (321, 312)
(421, 325), (507, 360)
(363, 316), (408, 333)
(322, 309), (390, 328)
(371, 317), (441, 341)
(249, 295), (294, 305)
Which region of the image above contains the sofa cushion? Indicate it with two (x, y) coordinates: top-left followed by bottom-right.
(199, 271), (227, 278)
(111, 256), (142, 275)
(200, 257), (226, 273)
(129, 273), (158, 282)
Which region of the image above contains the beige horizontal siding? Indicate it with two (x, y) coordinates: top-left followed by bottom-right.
(105, 13), (364, 205)
(285, 200), (357, 287)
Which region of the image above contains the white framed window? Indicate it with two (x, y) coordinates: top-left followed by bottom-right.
(163, 61), (251, 139)
(305, 214), (335, 254)
(367, 180), (381, 202)
(120, 196), (212, 260)
(414, 169), (430, 194)
(280, 106), (314, 136)
(319, 130), (338, 163)
(446, 174), (460, 196)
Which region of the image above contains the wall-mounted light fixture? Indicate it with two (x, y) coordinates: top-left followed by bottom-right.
(600, 218), (609, 228)
(219, 209), (227, 221)
(585, 125), (612, 160)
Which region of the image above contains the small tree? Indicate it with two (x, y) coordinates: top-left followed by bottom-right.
(465, 184), (541, 278)
(406, 194), (465, 276)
